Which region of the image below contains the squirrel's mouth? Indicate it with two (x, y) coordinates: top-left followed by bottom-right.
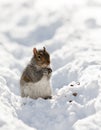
(41, 63), (50, 68)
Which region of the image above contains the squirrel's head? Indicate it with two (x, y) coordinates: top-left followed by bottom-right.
(33, 47), (50, 68)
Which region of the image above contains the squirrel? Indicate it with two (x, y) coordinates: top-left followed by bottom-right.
(20, 47), (52, 99)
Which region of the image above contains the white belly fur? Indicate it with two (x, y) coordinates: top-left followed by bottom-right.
(21, 76), (52, 99)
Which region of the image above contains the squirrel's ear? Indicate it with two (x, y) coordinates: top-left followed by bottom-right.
(33, 48), (37, 55)
(43, 47), (46, 52)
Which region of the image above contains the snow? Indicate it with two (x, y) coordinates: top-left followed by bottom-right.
(0, 0), (101, 130)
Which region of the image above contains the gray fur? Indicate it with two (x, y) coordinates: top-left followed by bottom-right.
(20, 58), (51, 84)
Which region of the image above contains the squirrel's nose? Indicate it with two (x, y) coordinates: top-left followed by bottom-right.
(47, 60), (50, 64)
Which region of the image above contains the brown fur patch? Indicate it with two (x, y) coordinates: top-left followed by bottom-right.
(23, 75), (32, 82)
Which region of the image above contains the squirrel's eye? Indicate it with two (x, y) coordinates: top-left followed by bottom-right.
(38, 55), (41, 60)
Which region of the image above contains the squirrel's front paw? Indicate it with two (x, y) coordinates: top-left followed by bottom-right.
(47, 68), (52, 74)
(43, 68), (52, 75)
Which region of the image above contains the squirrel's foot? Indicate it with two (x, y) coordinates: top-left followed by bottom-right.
(44, 96), (52, 100)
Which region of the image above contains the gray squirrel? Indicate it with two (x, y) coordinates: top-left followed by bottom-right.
(20, 47), (52, 99)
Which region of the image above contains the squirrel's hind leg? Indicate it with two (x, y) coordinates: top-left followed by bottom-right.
(44, 96), (52, 100)
(20, 87), (26, 97)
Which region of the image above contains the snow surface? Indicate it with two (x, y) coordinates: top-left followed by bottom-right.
(0, 0), (101, 130)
